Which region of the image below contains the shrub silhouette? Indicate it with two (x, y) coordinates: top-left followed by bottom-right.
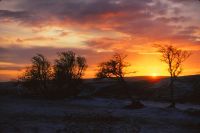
(96, 53), (129, 82)
(19, 54), (52, 96)
(53, 51), (87, 97)
(18, 51), (87, 98)
(96, 53), (144, 108)
(96, 53), (132, 97)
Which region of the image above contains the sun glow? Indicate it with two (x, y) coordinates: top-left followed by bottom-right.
(151, 73), (158, 78)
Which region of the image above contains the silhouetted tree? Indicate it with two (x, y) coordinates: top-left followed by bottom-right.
(19, 54), (52, 95)
(54, 51), (87, 96)
(96, 53), (144, 108)
(96, 53), (129, 82)
(96, 53), (132, 97)
(156, 45), (191, 108)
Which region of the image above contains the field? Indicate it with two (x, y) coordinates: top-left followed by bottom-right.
(0, 76), (200, 133)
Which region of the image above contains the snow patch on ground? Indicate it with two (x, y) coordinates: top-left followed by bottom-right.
(0, 96), (200, 133)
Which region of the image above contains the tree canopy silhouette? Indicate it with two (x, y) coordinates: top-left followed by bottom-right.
(156, 44), (191, 108)
(19, 54), (52, 95)
(18, 51), (87, 98)
(96, 53), (129, 82)
(53, 51), (87, 96)
(54, 51), (87, 83)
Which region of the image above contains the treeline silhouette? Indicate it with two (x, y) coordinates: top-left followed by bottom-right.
(18, 51), (130, 99)
(18, 51), (87, 98)
(18, 45), (191, 108)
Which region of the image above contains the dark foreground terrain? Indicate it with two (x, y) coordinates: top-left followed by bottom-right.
(0, 76), (200, 133)
(0, 95), (200, 133)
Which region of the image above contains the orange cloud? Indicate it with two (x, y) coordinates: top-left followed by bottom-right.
(0, 0), (200, 80)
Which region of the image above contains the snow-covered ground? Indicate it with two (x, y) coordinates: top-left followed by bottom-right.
(0, 96), (200, 133)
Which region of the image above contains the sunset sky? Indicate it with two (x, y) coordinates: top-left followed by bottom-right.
(0, 0), (200, 81)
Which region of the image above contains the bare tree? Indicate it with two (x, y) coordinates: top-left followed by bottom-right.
(54, 51), (87, 96)
(156, 45), (191, 108)
(19, 54), (52, 94)
(76, 56), (87, 79)
(96, 53), (130, 96)
(96, 53), (144, 108)
(96, 53), (129, 82)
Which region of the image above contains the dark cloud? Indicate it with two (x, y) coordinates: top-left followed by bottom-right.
(0, 45), (114, 69)
(0, 47), (7, 52)
(0, 44), (128, 81)
(86, 37), (120, 50)
(156, 16), (188, 23)
(0, 66), (23, 71)
(169, 26), (200, 44)
(1, 0), (196, 43)
(0, 0), (199, 48)
(0, 10), (29, 19)
(86, 37), (133, 51)
(169, 0), (198, 2)
(0, 9), (36, 24)
(0, 0), (154, 25)
(0, 44), (143, 81)
(178, 26), (199, 35)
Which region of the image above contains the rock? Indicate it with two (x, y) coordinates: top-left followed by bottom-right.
(124, 99), (145, 109)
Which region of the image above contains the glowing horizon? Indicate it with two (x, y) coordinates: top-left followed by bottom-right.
(0, 0), (200, 81)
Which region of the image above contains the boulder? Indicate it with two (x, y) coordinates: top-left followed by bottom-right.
(124, 99), (145, 109)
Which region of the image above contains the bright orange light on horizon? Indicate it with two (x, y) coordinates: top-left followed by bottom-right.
(151, 73), (158, 78)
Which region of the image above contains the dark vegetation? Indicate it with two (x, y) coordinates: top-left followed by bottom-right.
(0, 82), (19, 96)
(95, 53), (145, 108)
(92, 78), (154, 99)
(18, 54), (52, 97)
(0, 75), (200, 104)
(1, 45), (199, 105)
(96, 53), (130, 80)
(155, 45), (191, 108)
(17, 51), (87, 99)
(89, 76), (200, 104)
(177, 75), (200, 103)
(96, 53), (130, 97)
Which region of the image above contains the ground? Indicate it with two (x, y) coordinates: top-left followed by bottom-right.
(0, 96), (200, 133)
